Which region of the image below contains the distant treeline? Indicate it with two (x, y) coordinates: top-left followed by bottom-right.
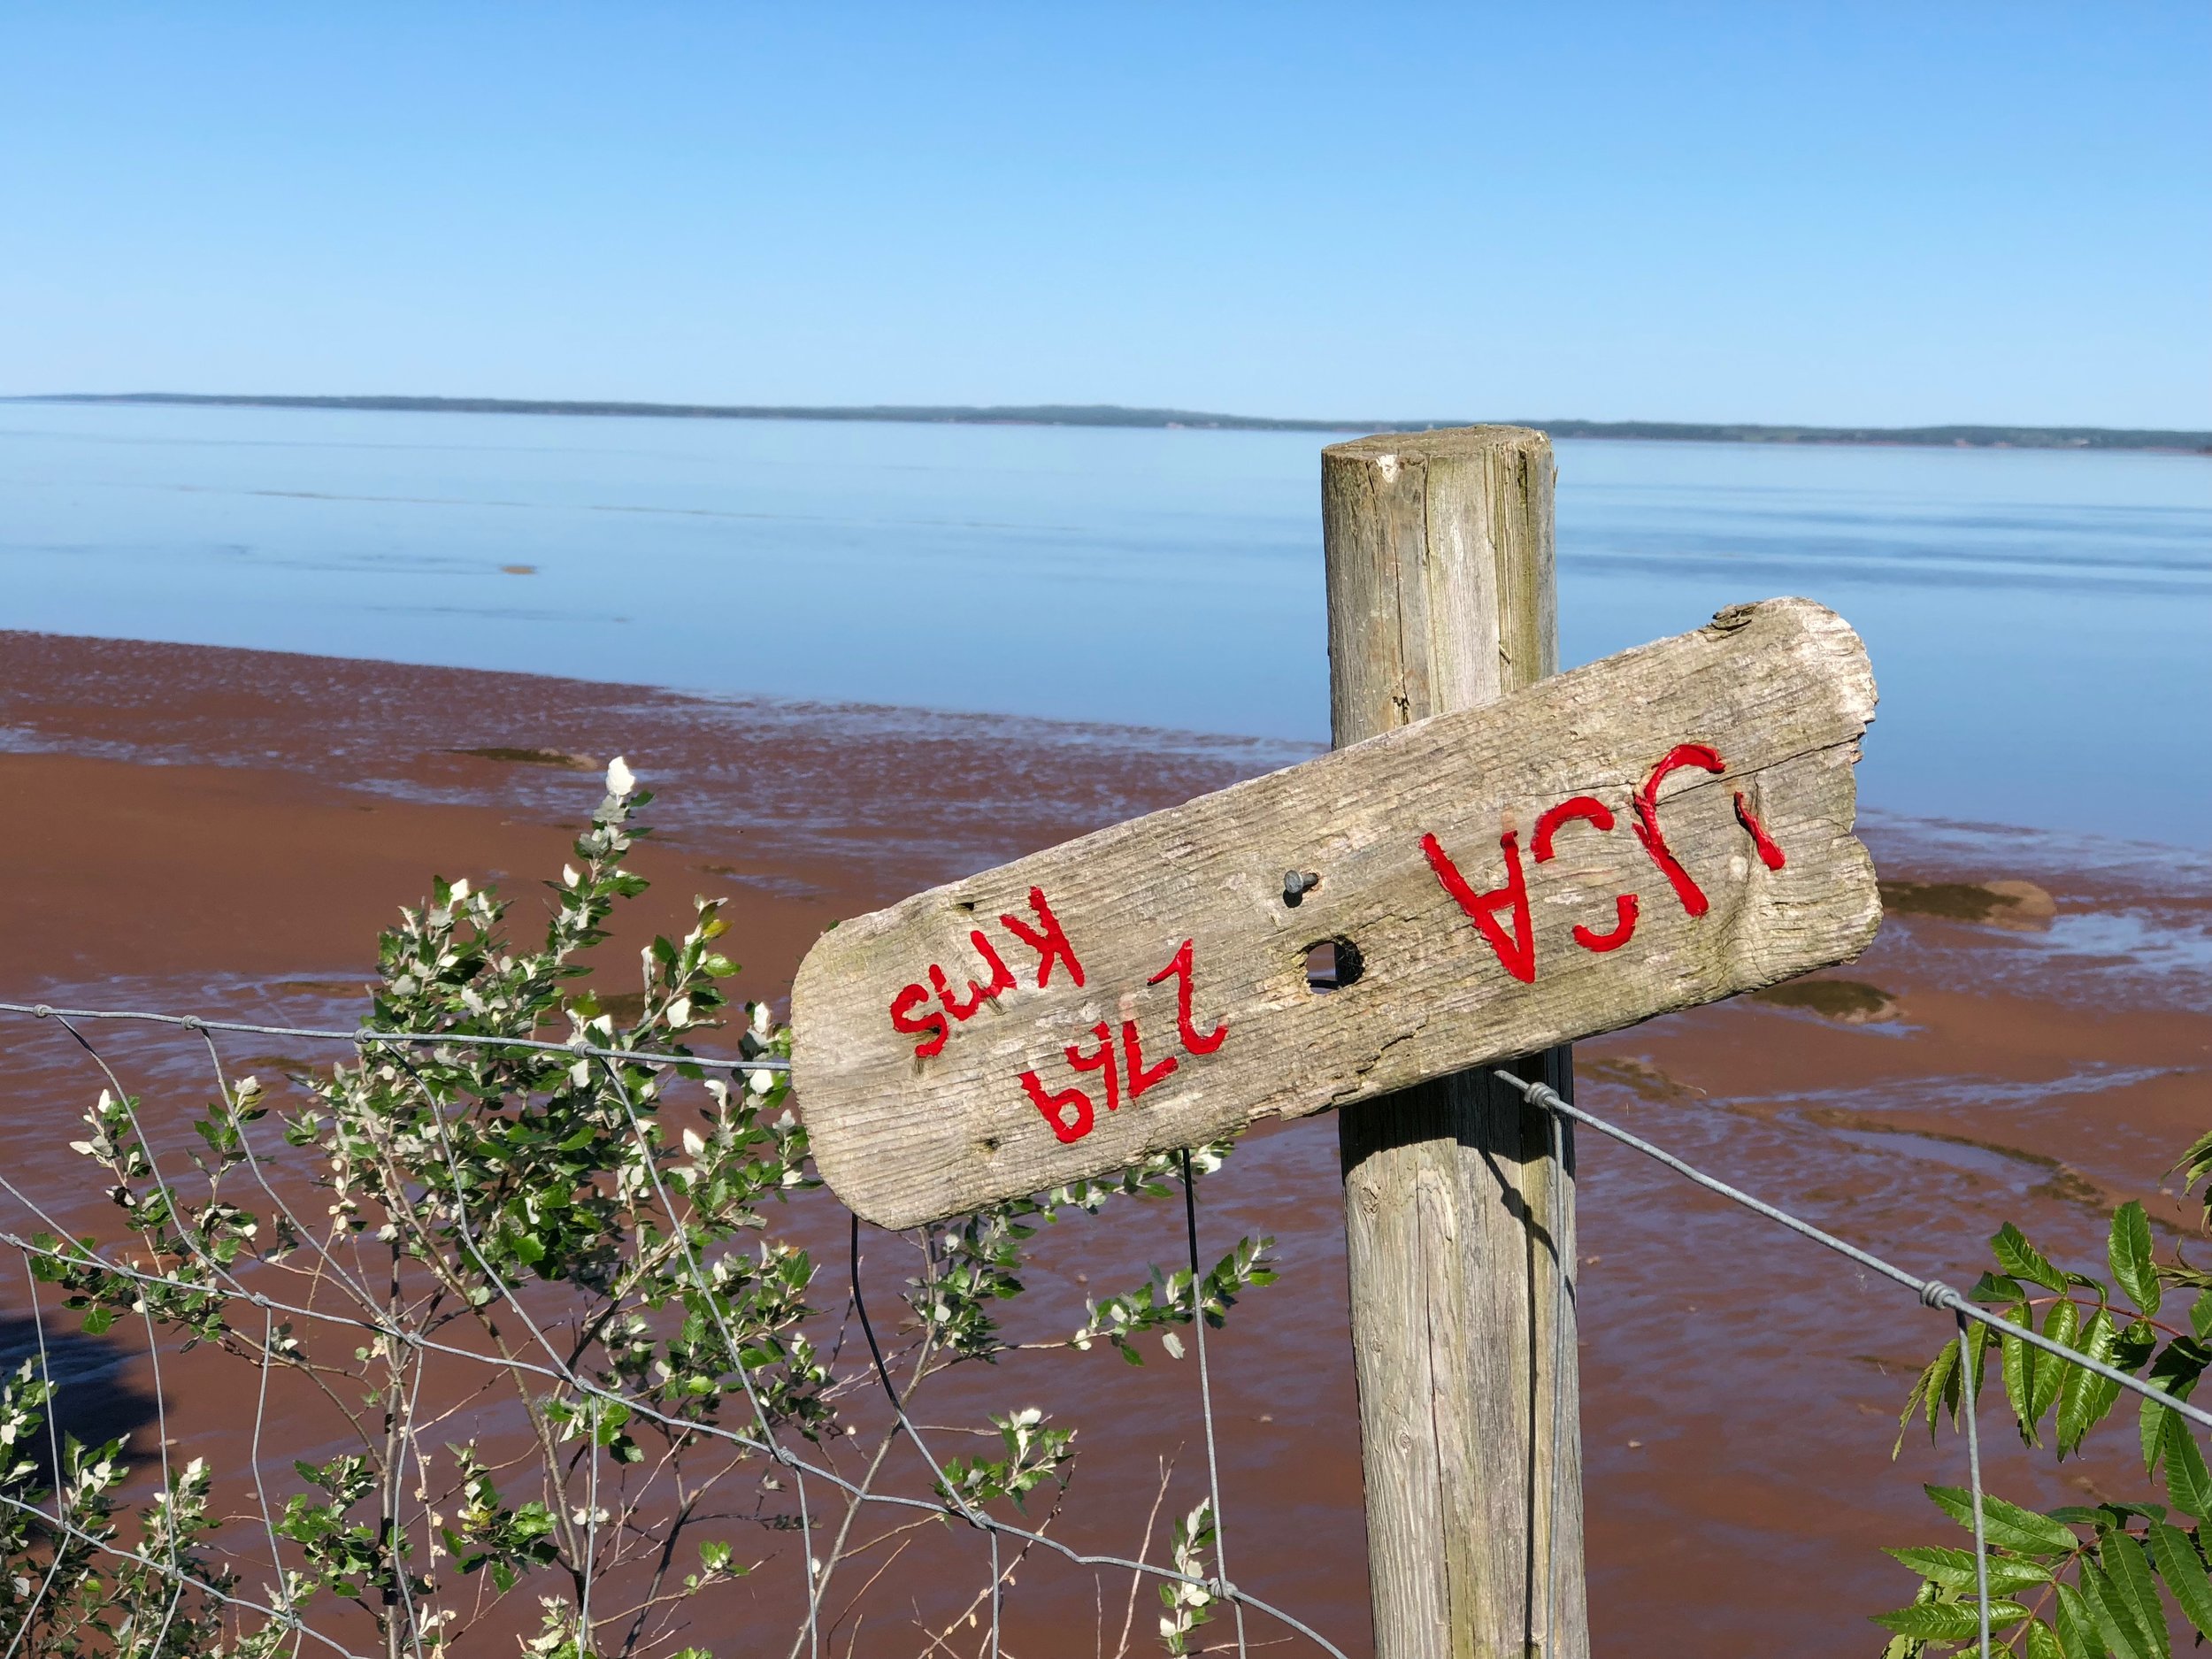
(21, 393), (2210, 452)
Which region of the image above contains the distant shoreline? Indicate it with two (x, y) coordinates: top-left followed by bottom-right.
(13, 392), (2209, 453)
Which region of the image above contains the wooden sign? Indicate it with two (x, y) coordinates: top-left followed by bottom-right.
(791, 597), (1878, 1229)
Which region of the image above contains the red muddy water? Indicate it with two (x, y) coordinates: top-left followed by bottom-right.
(1, 631), (2207, 1656)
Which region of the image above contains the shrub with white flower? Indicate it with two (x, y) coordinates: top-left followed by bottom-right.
(5, 757), (1279, 1657)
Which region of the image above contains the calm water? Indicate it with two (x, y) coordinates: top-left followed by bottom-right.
(3, 402), (2206, 841)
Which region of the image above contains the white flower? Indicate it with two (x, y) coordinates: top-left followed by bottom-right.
(606, 756), (635, 797)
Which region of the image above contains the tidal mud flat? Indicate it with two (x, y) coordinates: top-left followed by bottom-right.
(0, 631), (2206, 1656)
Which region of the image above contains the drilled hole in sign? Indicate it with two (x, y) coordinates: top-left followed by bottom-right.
(1305, 938), (1363, 993)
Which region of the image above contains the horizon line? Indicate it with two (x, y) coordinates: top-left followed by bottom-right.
(12, 392), (2210, 452)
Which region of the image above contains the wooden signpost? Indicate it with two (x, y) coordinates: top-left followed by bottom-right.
(789, 426), (1882, 1659)
(790, 595), (1876, 1228)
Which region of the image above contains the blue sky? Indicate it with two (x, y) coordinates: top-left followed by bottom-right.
(3, 4), (2205, 426)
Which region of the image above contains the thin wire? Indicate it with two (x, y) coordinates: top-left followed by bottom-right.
(849, 1216), (998, 1659)
(385, 1336), (433, 1659)
(592, 1058), (821, 1659)
(1179, 1148), (1245, 1658)
(0, 1002), (787, 1072)
(1959, 1310), (1991, 1659)
(0, 1485), (362, 1656)
(0, 1201), (1348, 1655)
(250, 1302), (292, 1623)
(1542, 1102), (1573, 1658)
(581, 1389), (599, 1655)
(1488, 1071), (2212, 1433)
(135, 1299), (196, 1659)
(846, 1216), (1355, 1655)
(191, 1023), (387, 1320)
(380, 1047), (644, 1636)
(50, 1011), (380, 1318)
(0, 984), (2178, 1659)
(989, 1526), (1002, 1659)
(4, 1255), (74, 1659)
(0, 988), (1347, 1659)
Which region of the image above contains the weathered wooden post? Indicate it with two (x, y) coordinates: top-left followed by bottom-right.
(792, 460), (1879, 1650)
(1324, 426), (1587, 1659)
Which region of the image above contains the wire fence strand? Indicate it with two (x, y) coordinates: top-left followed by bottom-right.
(0, 996), (1348, 1656)
(0, 995), (2195, 1658)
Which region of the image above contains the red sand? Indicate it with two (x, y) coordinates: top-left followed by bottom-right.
(2, 631), (2206, 1656)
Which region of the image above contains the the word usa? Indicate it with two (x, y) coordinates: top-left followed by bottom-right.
(792, 598), (1879, 1229)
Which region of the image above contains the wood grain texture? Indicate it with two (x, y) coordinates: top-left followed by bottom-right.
(1325, 424), (1574, 1659)
(789, 595), (1878, 1233)
(1324, 425), (1556, 740)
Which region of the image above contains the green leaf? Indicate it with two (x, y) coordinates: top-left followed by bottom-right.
(2079, 1558), (2155, 1659)
(2194, 1290), (2212, 1344)
(2172, 1127), (2212, 1193)
(1967, 1317), (1996, 1400)
(2054, 1580), (2100, 1659)
(2100, 1532), (2170, 1659)
(2162, 1411), (2212, 1520)
(2058, 1308), (2121, 1455)
(2111, 1202), (2161, 1315)
(1871, 1599), (2031, 1640)
(2115, 1320), (2160, 1374)
(1996, 1224), (2069, 1293)
(2147, 1521), (2212, 1640)
(2028, 1298), (2080, 1434)
(1888, 1545), (2053, 1597)
(2143, 1339), (2211, 1474)
(1926, 1485), (2079, 1555)
(2146, 1394), (2174, 1479)
(2020, 1617), (2064, 1659)
(2153, 1337), (2212, 1396)
(2005, 1326), (2041, 1446)
(1901, 1338), (1962, 1453)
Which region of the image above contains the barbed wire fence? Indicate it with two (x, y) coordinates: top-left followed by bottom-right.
(0, 999), (2199, 1658)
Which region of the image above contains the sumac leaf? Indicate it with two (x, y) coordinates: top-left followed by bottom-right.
(2171, 1126), (2212, 1194)
(2005, 1327), (2041, 1447)
(2032, 1299), (2080, 1432)
(2147, 1520), (2212, 1640)
(1926, 1485), (2078, 1556)
(1871, 1599), (2029, 1640)
(2111, 1202), (2161, 1316)
(2079, 1557), (2156, 1659)
(1887, 1544), (2050, 1598)
(2163, 1411), (2212, 1521)
(2101, 1532), (2170, 1659)
(2053, 1580), (2100, 1659)
(2058, 1309), (2120, 1455)
(1901, 1339), (1962, 1453)
(1995, 1224), (2069, 1293)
